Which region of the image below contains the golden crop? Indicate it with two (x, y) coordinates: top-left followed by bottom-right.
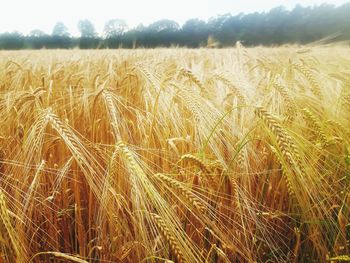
(0, 46), (349, 262)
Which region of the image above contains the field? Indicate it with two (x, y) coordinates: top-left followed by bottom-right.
(0, 46), (349, 262)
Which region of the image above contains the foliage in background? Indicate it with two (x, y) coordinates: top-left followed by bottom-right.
(0, 3), (350, 49)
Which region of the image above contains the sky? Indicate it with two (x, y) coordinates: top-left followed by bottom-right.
(0, 0), (349, 36)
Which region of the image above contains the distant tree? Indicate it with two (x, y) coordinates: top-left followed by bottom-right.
(3, 3), (350, 49)
(182, 19), (207, 32)
(0, 32), (24, 49)
(78, 20), (97, 38)
(135, 24), (146, 32)
(50, 22), (72, 49)
(103, 19), (128, 48)
(148, 19), (179, 32)
(208, 14), (232, 31)
(104, 19), (128, 38)
(145, 19), (180, 47)
(29, 29), (46, 38)
(27, 29), (49, 49)
(52, 22), (70, 37)
(181, 19), (209, 47)
(214, 14), (244, 45)
(78, 20), (99, 49)
(122, 24), (147, 48)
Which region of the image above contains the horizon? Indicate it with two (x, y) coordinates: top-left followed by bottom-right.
(0, 0), (349, 36)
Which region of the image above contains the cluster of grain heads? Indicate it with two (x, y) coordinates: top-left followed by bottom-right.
(0, 190), (26, 263)
(254, 106), (305, 179)
(0, 47), (349, 262)
(149, 213), (186, 263)
(301, 107), (328, 147)
(290, 60), (323, 98)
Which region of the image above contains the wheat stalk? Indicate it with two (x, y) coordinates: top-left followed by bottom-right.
(155, 173), (206, 213)
(0, 190), (25, 262)
(149, 213), (186, 263)
(302, 108), (328, 147)
(178, 154), (210, 174)
(291, 62), (322, 98)
(255, 106), (305, 177)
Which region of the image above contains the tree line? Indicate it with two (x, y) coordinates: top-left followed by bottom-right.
(1, 3), (350, 49)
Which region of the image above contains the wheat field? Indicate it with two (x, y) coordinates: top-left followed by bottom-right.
(0, 45), (349, 262)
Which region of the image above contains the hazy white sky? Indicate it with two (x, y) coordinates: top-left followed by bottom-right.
(0, 0), (348, 36)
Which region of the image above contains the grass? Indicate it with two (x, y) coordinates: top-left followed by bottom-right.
(0, 46), (349, 262)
